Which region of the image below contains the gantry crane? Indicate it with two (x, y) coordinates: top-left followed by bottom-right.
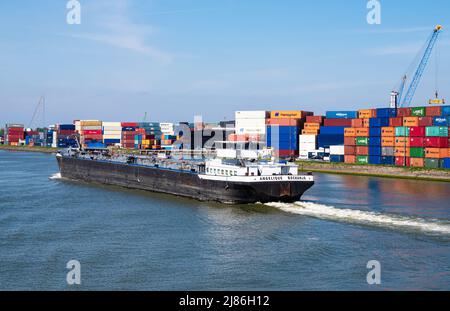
(390, 25), (444, 108)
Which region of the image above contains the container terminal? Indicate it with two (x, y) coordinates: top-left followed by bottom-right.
(1, 25), (450, 171)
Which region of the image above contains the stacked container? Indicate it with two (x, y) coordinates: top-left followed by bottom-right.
(235, 111), (268, 137)
(160, 123), (175, 135)
(77, 120), (103, 148)
(318, 111), (356, 149)
(266, 110), (312, 157)
(57, 124), (78, 148)
(103, 122), (122, 146)
(5, 124), (25, 146)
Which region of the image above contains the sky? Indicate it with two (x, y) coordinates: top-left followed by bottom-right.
(0, 0), (449, 127)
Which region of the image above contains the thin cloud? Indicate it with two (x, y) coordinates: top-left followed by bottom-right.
(358, 26), (432, 34)
(66, 0), (172, 63)
(369, 43), (423, 56)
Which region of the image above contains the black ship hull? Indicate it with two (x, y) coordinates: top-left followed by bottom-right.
(56, 156), (314, 204)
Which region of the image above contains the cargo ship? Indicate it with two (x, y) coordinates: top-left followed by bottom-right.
(56, 149), (314, 204)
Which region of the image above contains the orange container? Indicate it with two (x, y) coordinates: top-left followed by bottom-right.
(302, 129), (319, 135)
(358, 109), (376, 119)
(381, 137), (395, 147)
(394, 147), (410, 157)
(351, 119), (363, 128)
(381, 127), (395, 137)
(425, 148), (448, 159)
(304, 123), (321, 129)
(403, 117), (419, 127)
(267, 119), (299, 126)
(344, 128), (356, 137)
(394, 137), (410, 147)
(410, 158), (424, 168)
(355, 128), (369, 137)
(356, 146), (369, 155)
(345, 155), (356, 164)
(270, 110), (311, 119)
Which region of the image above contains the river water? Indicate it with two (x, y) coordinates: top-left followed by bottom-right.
(1, 150), (449, 290)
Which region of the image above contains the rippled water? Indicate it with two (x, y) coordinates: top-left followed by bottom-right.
(1, 150), (450, 290)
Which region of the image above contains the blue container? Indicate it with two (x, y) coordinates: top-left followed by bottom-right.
(319, 126), (346, 135)
(442, 158), (450, 169)
(59, 124), (75, 131)
(330, 155), (345, 163)
(442, 106), (450, 116)
(376, 108), (397, 118)
(369, 156), (382, 165)
(433, 116), (449, 126)
(369, 146), (382, 156)
(325, 111), (358, 119)
(122, 127), (136, 132)
(369, 127), (382, 137)
(104, 139), (121, 145)
(318, 135), (345, 148)
(87, 142), (105, 148)
(267, 140), (298, 150)
(369, 137), (381, 146)
(381, 156), (395, 165)
(369, 118), (390, 128)
(267, 126), (299, 135)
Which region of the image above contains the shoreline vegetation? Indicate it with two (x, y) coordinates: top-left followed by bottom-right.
(0, 145), (58, 154)
(1, 145), (449, 182)
(297, 160), (450, 182)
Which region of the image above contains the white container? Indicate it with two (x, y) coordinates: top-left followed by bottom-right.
(299, 142), (317, 152)
(235, 111), (268, 120)
(330, 145), (345, 155)
(299, 135), (317, 144)
(102, 122), (122, 127)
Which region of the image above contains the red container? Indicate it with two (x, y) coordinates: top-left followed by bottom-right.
(425, 137), (449, 148)
(410, 126), (425, 137)
(267, 119), (300, 126)
(82, 130), (102, 135)
(7, 135), (23, 142)
(324, 118), (352, 127)
(351, 119), (364, 128)
(389, 117), (403, 127)
(83, 134), (103, 140)
(418, 117), (433, 127)
(344, 137), (356, 146)
(395, 156), (410, 167)
(121, 122), (138, 127)
(306, 116), (324, 124)
(59, 130), (76, 135)
(409, 137), (425, 147)
(426, 106), (442, 117)
(356, 146), (369, 155)
(274, 150), (298, 157)
(397, 108), (411, 117)
(7, 128), (24, 134)
(344, 146), (356, 155)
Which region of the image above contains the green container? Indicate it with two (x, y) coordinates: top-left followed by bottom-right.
(356, 137), (369, 146)
(425, 126), (449, 137)
(410, 147), (425, 158)
(356, 156), (369, 164)
(411, 107), (426, 117)
(424, 158), (441, 169)
(395, 126), (410, 137)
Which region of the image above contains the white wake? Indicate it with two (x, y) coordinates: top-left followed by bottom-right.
(49, 173), (62, 180)
(266, 201), (450, 236)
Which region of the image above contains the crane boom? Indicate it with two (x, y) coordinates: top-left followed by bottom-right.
(401, 25), (442, 107)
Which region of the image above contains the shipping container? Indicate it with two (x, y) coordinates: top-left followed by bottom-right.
(410, 126), (426, 137)
(397, 108), (411, 117)
(410, 147), (425, 158)
(356, 156), (369, 165)
(410, 137), (425, 147)
(369, 156), (382, 165)
(317, 135), (344, 148)
(442, 158), (450, 169)
(270, 110), (311, 119)
(351, 119), (364, 128)
(369, 118), (390, 128)
(426, 106), (442, 117)
(356, 137), (369, 146)
(306, 116), (324, 124)
(369, 127), (382, 137)
(394, 137), (410, 147)
(344, 128), (356, 137)
(394, 147), (410, 157)
(425, 126), (449, 137)
(319, 126), (346, 135)
(425, 137), (449, 148)
(358, 109), (377, 119)
(376, 108), (397, 118)
(326, 111), (358, 119)
(410, 157), (424, 167)
(381, 137), (395, 147)
(324, 119), (353, 127)
(267, 119), (300, 126)
(425, 148), (448, 159)
(395, 126), (410, 137)
(424, 158), (441, 169)
(403, 117), (419, 127)
(411, 107), (426, 117)
(330, 155), (345, 163)
(345, 155), (356, 163)
(433, 117), (449, 126)
(355, 128), (370, 137)
(395, 156), (410, 167)
(344, 137), (356, 146)
(356, 146), (369, 155)
(369, 146), (382, 156)
(381, 127), (395, 137)
(389, 117), (403, 127)
(381, 156), (395, 165)
(418, 117), (434, 127)
(344, 146), (356, 155)
(442, 106), (450, 116)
